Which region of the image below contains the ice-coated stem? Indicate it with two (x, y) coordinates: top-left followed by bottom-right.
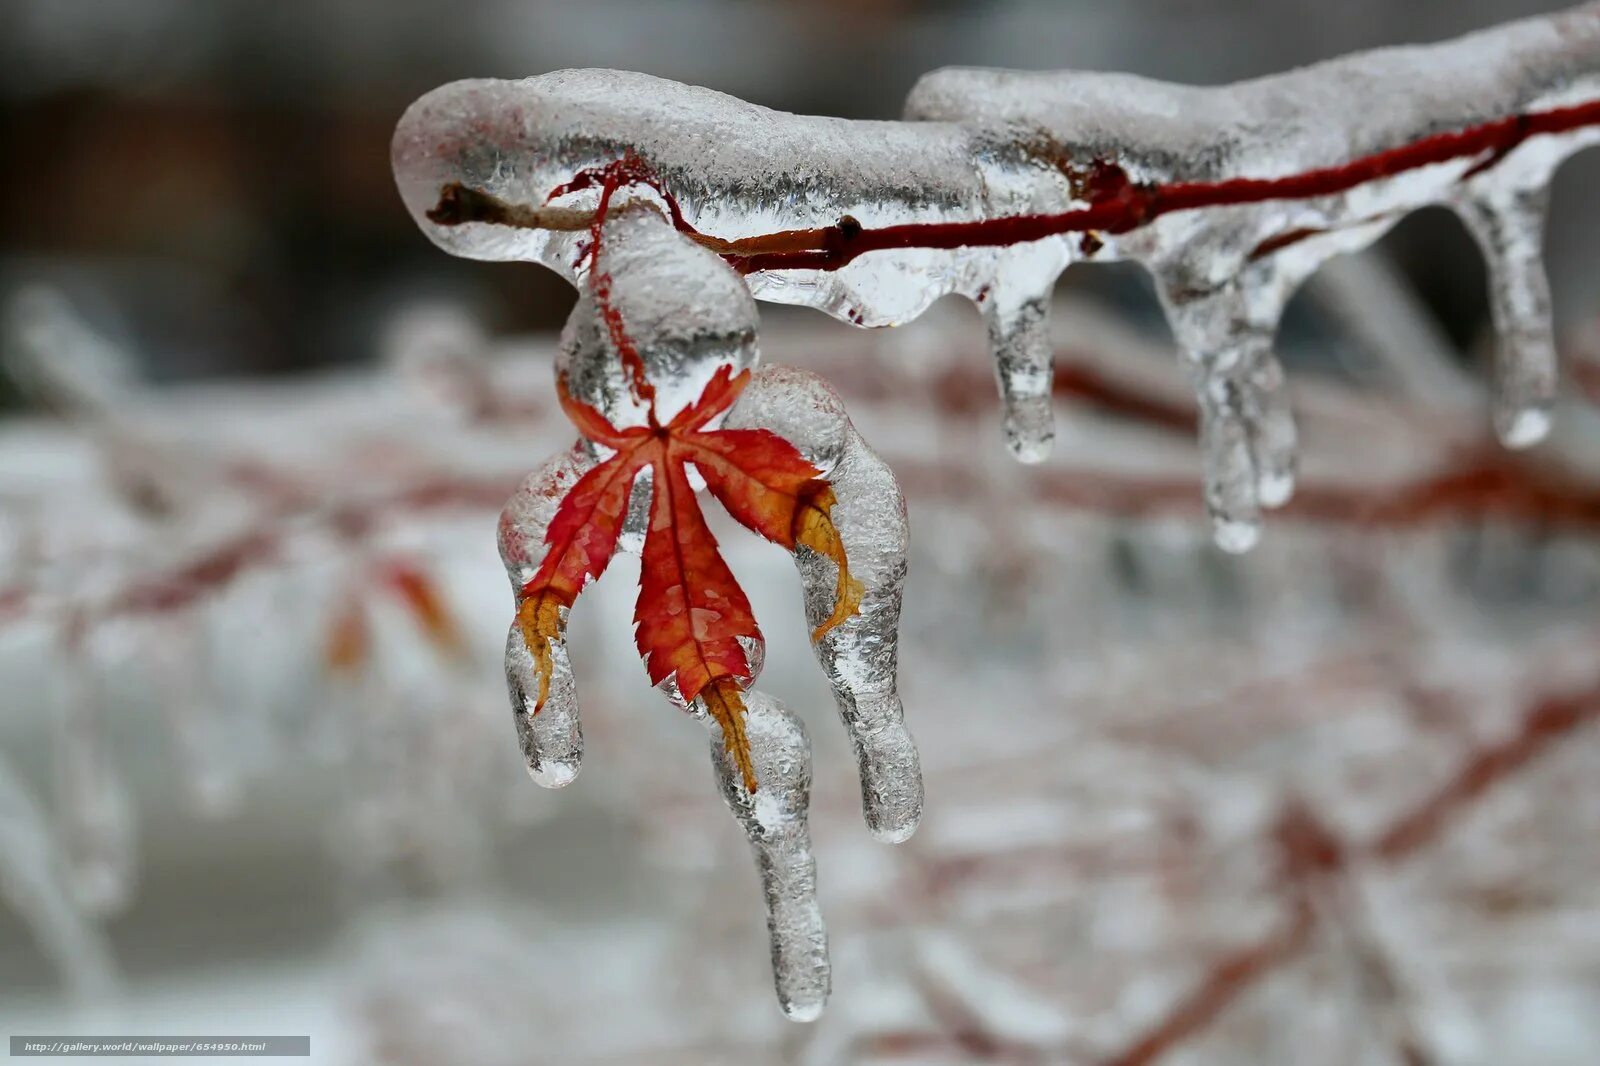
(1193, 365), (1265, 554)
(1455, 183), (1557, 448)
(703, 690), (829, 1021)
(981, 290), (1056, 464)
(52, 643), (136, 918)
(1160, 274), (1300, 552)
(498, 445), (597, 787)
(725, 367), (923, 843)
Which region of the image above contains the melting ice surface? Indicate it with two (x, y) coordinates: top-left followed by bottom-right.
(396, 2), (1600, 1017)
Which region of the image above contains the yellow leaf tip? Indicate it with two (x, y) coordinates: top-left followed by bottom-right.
(704, 678), (759, 792)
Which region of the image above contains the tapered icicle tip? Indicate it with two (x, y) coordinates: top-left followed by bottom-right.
(528, 757), (581, 789)
(1213, 516), (1262, 554)
(855, 699), (923, 844)
(1256, 470), (1296, 510)
(1496, 403), (1553, 450)
(1200, 415), (1263, 553)
(504, 625), (584, 789)
(984, 288), (1059, 465)
(1249, 352), (1299, 509)
(783, 998), (826, 1023)
(870, 808), (920, 845)
(706, 693), (830, 1020)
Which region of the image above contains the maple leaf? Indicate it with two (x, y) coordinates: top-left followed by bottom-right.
(516, 365), (865, 790)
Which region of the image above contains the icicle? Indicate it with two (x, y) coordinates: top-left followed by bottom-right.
(392, 74), (991, 322)
(1241, 339), (1299, 510)
(724, 366), (923, 843)
(559, 203), (762, 429)
(981, 289), (1057, 464)
(0, 751), (118, 998)
(1455, 184), (1557, 448)
(499, 446), (595, 788)
(500, 204), (763, 784)
(701, 690), (830, 1021)
(1160, 277), (1299, 553)
(52, 626), (136, 917)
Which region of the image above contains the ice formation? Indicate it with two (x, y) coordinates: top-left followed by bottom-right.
(494, 203), (919, 1016)
(390, 3), (1600, 1017)
(395, 3), (1600, 551)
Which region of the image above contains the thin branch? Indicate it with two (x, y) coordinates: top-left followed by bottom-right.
(428, 100), (1600, 274)
(1099, 907), (1315, 1066)
(4, 474), (520, 627)
(1098, 667), (1600, 1065)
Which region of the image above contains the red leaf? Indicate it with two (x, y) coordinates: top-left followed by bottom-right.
(634, 456), (762, 790)
(634, 455), (757, 694)
(516, 402), (655, 712)
(681, 429), (865, 641)
(668, 364), (750, 431)
(517, 355), (863, 790)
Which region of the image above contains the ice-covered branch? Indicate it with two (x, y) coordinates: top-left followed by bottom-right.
(395, 3), (1600, 549)
(385, 9), (1600, 1016)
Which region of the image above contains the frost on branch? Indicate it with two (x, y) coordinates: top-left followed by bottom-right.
(390, 2), (1600, 1021)
(394, 2), (1600, 552)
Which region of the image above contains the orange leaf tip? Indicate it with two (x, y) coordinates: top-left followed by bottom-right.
(703, 676), (758, 792)
(516, 594), (564, 713)
(794, 481), (865, 641)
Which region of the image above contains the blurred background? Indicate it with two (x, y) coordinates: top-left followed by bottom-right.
(5, 1), (1600, 1063)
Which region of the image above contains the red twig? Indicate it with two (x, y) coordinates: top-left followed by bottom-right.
(560, 153), (659, 411)
(724, 100), (1600, 273)
(107, 531), (280, 615)
(923, 359), (1197, 434)
(1099, 908), (1315, 1066)
(892, 446), (1600, 535)
(1098, 666), (1600, 1065)
(430, 99), (1600, 275)
(1370, 675), (1600, 861)
(0, 475), (522, 627)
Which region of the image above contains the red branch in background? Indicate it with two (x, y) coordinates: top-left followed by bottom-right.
(860, 663), (1600, 1065)
(1097, 668), (1600, 1066)
(888, 441), (1600, 538)
(7, 355), (1596, 639)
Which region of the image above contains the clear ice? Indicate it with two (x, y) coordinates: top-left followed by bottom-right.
(392, 2), (1600, 1015)
(394, 5), (1600, 550)
(489, 205), (920, 1015)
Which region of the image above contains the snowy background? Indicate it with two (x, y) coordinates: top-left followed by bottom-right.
(6, 2), (1600, 1064)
